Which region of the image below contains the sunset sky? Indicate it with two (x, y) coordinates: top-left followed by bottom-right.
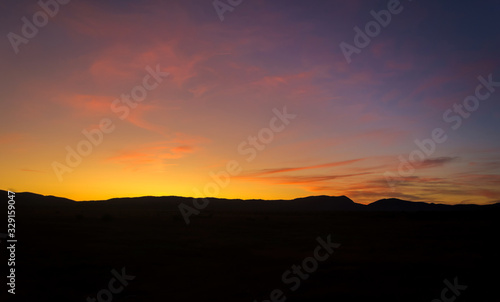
(1, 0), (499, 204)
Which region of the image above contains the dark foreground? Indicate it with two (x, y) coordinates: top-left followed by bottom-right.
(2, 199), (499, 302)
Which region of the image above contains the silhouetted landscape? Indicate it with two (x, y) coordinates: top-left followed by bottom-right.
(2, 190), (499, 301)
(2, 1), (500, 301)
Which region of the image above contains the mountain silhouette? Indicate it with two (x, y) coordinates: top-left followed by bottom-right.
(3, 190), (498, 212)
(3, 190), (499, 302)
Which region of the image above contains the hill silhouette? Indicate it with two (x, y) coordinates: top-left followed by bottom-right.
(3, 190), (498, 212)
(2, 189), (499, 301)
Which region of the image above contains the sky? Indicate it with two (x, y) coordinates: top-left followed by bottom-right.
(1, 0), (499, 204)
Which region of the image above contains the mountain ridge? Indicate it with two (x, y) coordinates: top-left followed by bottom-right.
(2, 189), (499, 212)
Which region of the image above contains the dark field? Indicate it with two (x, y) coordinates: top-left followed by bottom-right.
(3, 200), (499, 302)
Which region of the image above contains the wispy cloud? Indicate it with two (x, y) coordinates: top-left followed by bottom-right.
(417, 157), (458, 169)
(241, 159), (365, 177)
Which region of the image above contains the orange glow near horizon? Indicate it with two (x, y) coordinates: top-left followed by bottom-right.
(1, 0), (500, 206)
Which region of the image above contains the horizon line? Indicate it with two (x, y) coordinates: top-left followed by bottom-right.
(3, 189), (499, 206)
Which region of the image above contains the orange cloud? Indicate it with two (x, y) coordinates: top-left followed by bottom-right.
(55, 94), (114, 115)
(106, 136), (204, 171)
